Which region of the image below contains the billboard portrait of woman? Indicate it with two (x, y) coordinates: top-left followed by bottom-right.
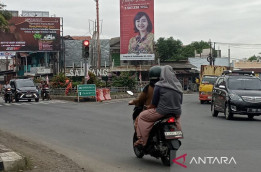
(128, 12), (154, 54)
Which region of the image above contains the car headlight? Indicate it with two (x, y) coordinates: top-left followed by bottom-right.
(229, 94), (243, 101)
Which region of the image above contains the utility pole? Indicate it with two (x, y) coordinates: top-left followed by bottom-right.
(96, 0), (101, 69)
(208, 39), (213, 66)
(228, 46), (231, 67)
(213, 42), (216, 65)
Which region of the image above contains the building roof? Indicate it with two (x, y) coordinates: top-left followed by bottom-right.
(63, 35), (92, 40)
(110, 37), (120, 46)
(160, 62), (196, 69)
(189, 57), (229, 71)
(71, 36), (91, 40)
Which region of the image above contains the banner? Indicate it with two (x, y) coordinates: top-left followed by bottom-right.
(120, 0), (154, 61)
(0, 17), (60, 52)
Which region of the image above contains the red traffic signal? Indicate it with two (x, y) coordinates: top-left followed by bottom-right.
(83, 40), (90, 47)
(83, 40), (90, 58)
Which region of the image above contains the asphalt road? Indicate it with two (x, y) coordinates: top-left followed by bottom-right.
(0, 94), (260, 172)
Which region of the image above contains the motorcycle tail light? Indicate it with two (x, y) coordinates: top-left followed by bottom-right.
(167, 117), (175, 123)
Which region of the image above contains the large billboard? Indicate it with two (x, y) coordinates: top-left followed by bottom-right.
(0, 17), (60, 52)
(120, 0), (154, 60)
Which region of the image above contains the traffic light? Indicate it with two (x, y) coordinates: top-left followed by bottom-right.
(83, 40), (90, 58)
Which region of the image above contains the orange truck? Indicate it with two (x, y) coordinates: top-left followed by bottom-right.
(197, 65), (228, 104)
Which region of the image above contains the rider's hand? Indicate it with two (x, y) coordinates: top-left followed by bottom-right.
(147, 104), (156, 109)
(128, 100), (134, 105)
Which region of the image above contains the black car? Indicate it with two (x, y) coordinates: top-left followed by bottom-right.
(211, 71), (261, 120)
(10, 79), (39, 102)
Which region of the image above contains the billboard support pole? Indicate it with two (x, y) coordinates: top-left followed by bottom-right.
(5, 55), (8, 71)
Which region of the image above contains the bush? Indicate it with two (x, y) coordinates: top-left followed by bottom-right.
(51, 73), (69, 88)
(111, 72), (136, 89)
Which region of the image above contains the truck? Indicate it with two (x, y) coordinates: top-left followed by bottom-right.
(197, 65), (229, 104)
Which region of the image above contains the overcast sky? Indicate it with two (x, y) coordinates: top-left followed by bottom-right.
(3, 0), (261, 59)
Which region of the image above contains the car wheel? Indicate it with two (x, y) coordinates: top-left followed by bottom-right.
(35, 98), (39, 102)
(224, 103), (233, 120)
(248, 115), (254, 120)
(200, 100), (205, 104)
(211, 102), (218, 117)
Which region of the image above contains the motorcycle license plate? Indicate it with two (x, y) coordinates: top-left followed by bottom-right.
(26, 94), (32, 97)
(164, 131), (183, 139)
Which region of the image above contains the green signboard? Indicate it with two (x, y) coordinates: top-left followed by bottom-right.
(77, 84), (96, 97)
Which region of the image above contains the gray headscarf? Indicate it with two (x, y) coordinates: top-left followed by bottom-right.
(155, 65), (183, 93)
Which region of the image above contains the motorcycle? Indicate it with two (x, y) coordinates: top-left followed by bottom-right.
(128, 91), (183, 166)
(4, 87), (13, 103)
(41, 87), (50, 100)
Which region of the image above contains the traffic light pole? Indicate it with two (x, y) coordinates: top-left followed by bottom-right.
(84, 58), (88, 84)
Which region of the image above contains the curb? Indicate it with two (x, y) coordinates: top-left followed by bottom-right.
(0, 144), (26, 172)
(51, 93), (136, 102)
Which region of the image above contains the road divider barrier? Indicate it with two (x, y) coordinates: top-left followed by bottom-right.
(103, 88), (111, 100)
(96, 89), (105, 102)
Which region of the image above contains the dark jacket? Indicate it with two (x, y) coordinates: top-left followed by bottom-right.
(152, 85), (183, 116)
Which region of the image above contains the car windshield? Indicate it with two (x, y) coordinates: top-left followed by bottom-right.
(201, 76), (218, 84)
(228, 77), (261, 90)
(16, 80), (35, 88)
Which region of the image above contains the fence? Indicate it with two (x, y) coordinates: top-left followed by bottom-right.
(50, 88), (77, 96)
(49, 85), (144, 96)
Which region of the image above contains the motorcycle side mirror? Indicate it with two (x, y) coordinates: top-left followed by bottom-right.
(127, 91), (134, 96)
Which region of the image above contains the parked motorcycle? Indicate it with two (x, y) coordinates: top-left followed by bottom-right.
(4, 87), (12, 103)
(41, 87), (50, 100)
(128, 91), (183, 166)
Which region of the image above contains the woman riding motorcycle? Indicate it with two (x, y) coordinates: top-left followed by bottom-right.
(135, 65), (183, 146)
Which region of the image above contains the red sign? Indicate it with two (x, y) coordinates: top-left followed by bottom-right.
(0, 17), (60, 51)
(120, 0), (155, 60)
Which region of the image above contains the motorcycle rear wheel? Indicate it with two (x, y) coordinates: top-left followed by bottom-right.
(133, 133), (144, 158)
(161, 153), (171, 166)
(161, 141), (176, 166)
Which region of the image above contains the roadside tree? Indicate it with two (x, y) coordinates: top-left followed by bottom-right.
(0, 3), (12, 32)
